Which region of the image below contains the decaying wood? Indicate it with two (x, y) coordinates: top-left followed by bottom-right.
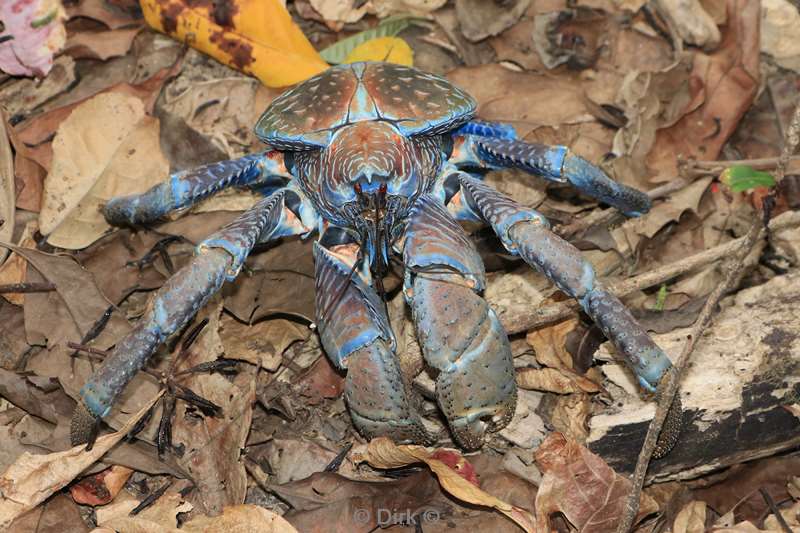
(589, 268), (800, 481)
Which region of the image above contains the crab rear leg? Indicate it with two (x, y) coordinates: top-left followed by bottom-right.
(456, 175), (672, 391)
(401, 194), (516, 450)
(314, 241), (431, 444)
(452, 131), (651, 217)
(104, 152), (290, 225)
(71, 189), (309, 444)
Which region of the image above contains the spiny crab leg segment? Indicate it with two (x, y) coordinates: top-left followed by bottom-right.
(71, 189), (309, 445)
(104, 152), (291, 226)
(314, 241), (431, 444)
(401, 194), (516, 450)
(451, 128), (652, 217)
(455, 175), (673, 392)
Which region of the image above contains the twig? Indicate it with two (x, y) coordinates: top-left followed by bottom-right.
(759, 488), (793, 533)
(615, 94), (800, 533)
(502, 210), (800, 335)
(0, 282), (56, 293)
(684, 154), (800, 178)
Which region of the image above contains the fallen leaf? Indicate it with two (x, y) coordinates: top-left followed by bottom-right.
(65, 0), (142, 29)
(673, 500), (707, 533)
(525, 318), (580, 371)
(96, 490), (192, 532)
(182, 505), (298, 532)
(534, 432), (658, 531)
(294, 354), (344, 405)
(64, 27), (142, 61)
(0, 221), (37, 305)
(516, 366), (602, 394)
(0, 393), (161, 529)
(761, 0), (800, 73)
(0, 55), (76, 118)
(39, 92), (169, 249)
(8, 492), (89, 533)
(353, 437), (535, 532)
(344, 37), (414, 66)
(220, 316), (309, 371)
(0, 0), (67, 77)
(320, 15), (416, 64)
(141, 0), (328, 87)
(456, 0), (531, 43)
(171, 298), (255, 515)
(655, 0), (720, 50)
(69, 465), (134, 506)
(310, 0), (368, 25)
(0, 110), (16, 265)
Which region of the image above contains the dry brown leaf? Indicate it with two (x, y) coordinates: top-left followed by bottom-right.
(172, 298), (255, 515)
(70, 465), (134, 506)
(526, 318), (579, 370)
(353, 437), (535, 532)
(41, 93), (169, 249)
(96, 490), (191, 532)
(64, 28), (142, 61)
(655, 0), (720, 50)
(534, 432), (658, 531)
(673, 500), (707, 533)
(516, 367), (601, 394)
(0, 110), (16, 264)
(220, 316), (310, 371)
(182, 505), (298, 532)
(0, 221), (37, 305)
(549, 392), (592, 441)
(761, 0), (800, 73)
(0, 393), (161, 529)
(456, 0), (531, 43)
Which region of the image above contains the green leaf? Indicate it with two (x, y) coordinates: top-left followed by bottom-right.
(719, 165), (776, 193)
(320, 15), (422, 64)
(654, 284), (668, 312)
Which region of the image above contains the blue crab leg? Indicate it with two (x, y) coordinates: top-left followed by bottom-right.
(104, 152), (291, 226)
(314, 241), (431, 444)
(451, 132), (651, 217)
(401, 194), (516, 450)
(454, 174), (673, 392)
(71, 189), (311, 444)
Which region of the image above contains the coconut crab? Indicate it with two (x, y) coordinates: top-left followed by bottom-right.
(71, 62), (673, 451)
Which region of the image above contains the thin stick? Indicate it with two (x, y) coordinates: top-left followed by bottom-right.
(615, 95), (800, 533)
(759, 488), (793, 533)
(502, 210), (800, 335)
(0, 282), (56, 293)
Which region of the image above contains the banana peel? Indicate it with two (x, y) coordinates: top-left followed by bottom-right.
(140, 0), (328, 87)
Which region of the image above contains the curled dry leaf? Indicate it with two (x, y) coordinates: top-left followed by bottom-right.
(39, 92), (169, 249)
(0, 0), (67, 77)
(353, 437), (535, 532)
(534, 432), (658, 532)
(654, 0), (721, 50)
(0, 110), (15, 265)
(455, 0), (531, 43)
(0, 392), (161, 529)
(310, 0), (369, 24)
(141, 0), (328, 87)
(64, 27), (142, 61)
(69, 465), (134, 506)
(516, 367), (601, 394)
(761, 0), (800, 73)
(673, 500), (707, 533)
(181, 505), (299, 532)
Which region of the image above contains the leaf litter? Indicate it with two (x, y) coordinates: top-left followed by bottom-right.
(2, 0), (800, 532)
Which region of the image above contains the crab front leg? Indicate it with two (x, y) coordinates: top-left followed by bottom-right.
(71, 188), (313, 445)
(104, 151), (290, 226)
(454, 174), (673, 392)
(401, 194), (516, 450)
(314, 239), (431, 444)
(452, 128), (651, 217)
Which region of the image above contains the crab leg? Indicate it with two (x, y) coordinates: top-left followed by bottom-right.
(451, 132), (651, 217)
(71, 189), (308, 444)
(104, 152), (290, 225)
(401, 194), (516, 450)
(455, 175), (673, 392)
(314, 241), (431, 444)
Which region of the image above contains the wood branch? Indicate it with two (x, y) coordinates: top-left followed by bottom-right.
(588, 269), (800, 481)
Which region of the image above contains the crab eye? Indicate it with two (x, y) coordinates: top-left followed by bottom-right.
(354, 182), (363, 195)
(379, 183), (387, 195)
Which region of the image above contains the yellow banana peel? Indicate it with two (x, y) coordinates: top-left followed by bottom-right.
(140, 0), (328, 87)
